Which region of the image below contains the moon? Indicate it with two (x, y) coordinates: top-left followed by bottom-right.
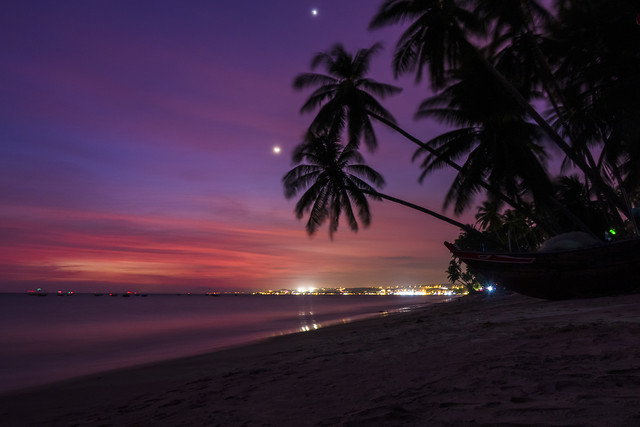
(272, 145), (281, 154)
(311, 9), (318, 16)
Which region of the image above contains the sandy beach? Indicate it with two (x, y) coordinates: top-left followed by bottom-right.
(2, 292), (640, 426)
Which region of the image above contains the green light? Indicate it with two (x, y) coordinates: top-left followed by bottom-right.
(609, 228), (617, 235)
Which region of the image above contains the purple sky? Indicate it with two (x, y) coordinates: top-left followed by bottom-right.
(1, 0), (475, 293)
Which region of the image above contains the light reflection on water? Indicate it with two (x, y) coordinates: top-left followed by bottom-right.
(0, 294), (448, 393)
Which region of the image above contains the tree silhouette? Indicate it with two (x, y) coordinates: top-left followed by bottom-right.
(370, 0), (629, 219)
(283, 132), (473, 238)
(286, 0), (640, 245)
(293, 43), (401, 151)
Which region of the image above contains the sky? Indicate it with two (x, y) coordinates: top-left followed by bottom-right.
(1, 0), (475, 293)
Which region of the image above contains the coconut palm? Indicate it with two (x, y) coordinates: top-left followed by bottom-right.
(283, 132), (474, 238)
(549, 0), (640, 195)
(370, 0), (627, 216)
(412, 56), (555, 224)
(501, 209), (541, 252)
(282, 131), (382, 238)
(475, 200), (504, 235)
(292, 43), (402, 151)
(369, 0), (481, 89)
(447, 258), (477, 293)
(294, 43), (548, 226)
(474, 0), (555, 103)
(552, 175), (610, 236)
(475, 200), (546, 251)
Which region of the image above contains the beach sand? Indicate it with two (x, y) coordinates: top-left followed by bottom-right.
(2, 292), (640, 426)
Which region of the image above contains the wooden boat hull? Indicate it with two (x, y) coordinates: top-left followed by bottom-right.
(445, 239), (640, 300)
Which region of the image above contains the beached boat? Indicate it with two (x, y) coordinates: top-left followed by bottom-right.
(445, 238), (640, 300)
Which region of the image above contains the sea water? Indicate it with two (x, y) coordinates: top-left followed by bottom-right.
(0, 293), (449, 393)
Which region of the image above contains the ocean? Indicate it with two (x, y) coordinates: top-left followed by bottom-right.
(0, 293), (450, 394)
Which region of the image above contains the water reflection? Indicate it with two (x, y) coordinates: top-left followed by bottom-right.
(297, 296), (320, 332)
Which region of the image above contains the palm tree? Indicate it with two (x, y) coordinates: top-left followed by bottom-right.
(549, 0), (640, 221)
(475, 200), (504, 235)
(553, 175), (610, 236)
(501, 209), (540, 252)
(369, 0), (627, 217)
(412, 55), (555, 220)
(447, 258), (477, 294)
(283, 132), (474, 238)
(474, 0), (555, 105)
(294, 43), (550, 227)
(369, 0), (482, 89)
(282, 131), (382, 238)
(293, 43), (402, 151)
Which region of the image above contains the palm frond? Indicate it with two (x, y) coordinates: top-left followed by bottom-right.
(293, 73), (337, 91)
(282, 167), (322, 199)
(352, 42), (383, 76)
(369, 0), (423, 29)
(344, 165), (386, 188)
(299, 84), (338, 113)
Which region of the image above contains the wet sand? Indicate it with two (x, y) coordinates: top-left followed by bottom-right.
(2, 292), (640, 426)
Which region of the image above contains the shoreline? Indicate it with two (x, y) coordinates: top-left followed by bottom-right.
(0, 294), (447, 395)
(3, 292), (640, 425)
(0, 297), (443, 396)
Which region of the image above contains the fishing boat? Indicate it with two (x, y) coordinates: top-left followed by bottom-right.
(444, 237), (640, 300)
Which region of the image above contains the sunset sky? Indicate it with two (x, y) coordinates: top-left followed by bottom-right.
(1, 0), (475, 293)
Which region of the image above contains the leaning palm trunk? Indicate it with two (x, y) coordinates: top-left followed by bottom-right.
(366, 110), (595, 236)
(356, 188), (511, 248)
(366, 110), (528, 213)
(358, 188), (474, 233)
(459, 38), (626, 216)
(514, 18), (627, 228)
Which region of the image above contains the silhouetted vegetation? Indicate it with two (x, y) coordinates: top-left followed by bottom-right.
(285, 0), (640, 254)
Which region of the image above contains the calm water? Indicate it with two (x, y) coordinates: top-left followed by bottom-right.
(0, 293), (449, 393)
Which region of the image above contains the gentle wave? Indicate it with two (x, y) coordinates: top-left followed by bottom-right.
(0, 293), (448, 393)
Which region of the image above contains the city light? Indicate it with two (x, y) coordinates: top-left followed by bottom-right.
(255, 284), (467, 296)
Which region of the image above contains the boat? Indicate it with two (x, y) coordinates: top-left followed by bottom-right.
(444, 237), (640, 300)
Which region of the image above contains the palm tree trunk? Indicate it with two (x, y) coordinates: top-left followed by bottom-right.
(367, 110), (595, 237)
(517, 22), (626, 228)
(358, 188), (474, 232)
(459, 39), (626, 215)
(366, 110), (528, 213)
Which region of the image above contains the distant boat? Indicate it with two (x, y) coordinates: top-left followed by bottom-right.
(56, 290), (73, 296)
(445, 238), (640, 300)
